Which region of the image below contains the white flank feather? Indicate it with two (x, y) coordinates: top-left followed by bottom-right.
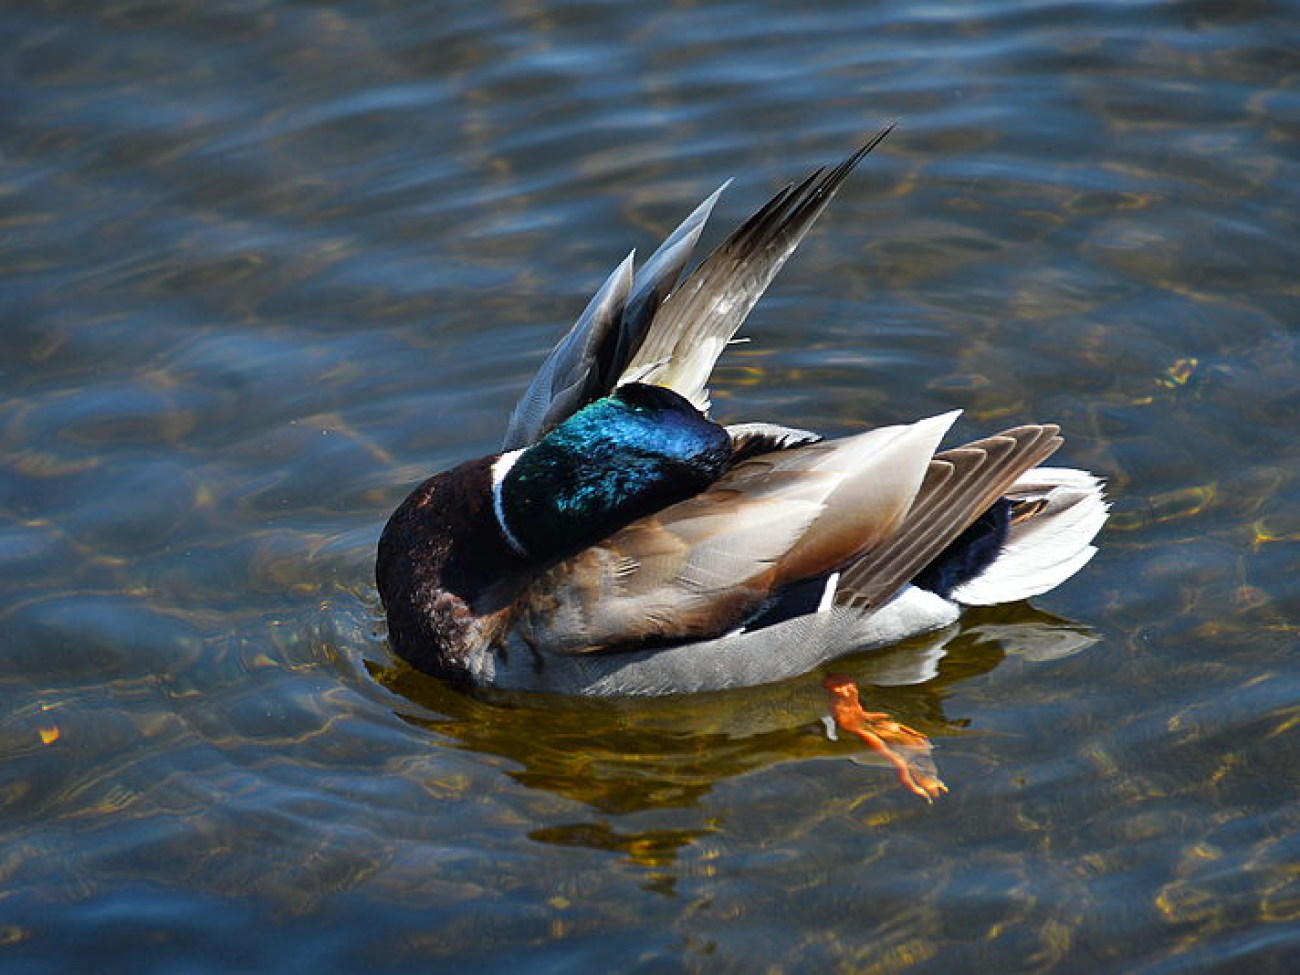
(949, 467), (1108, 606)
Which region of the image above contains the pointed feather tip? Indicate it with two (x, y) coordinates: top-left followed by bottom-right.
(769, 410), (964, 585)
(850, 121), (898, 162)
(918, 408), (961, 443)
(703, 178), (733, 205)
(808, 409), (960, 478)
(841, 409), (961, 495)
(824, 122), (898, 181)
(651, 181), (730, 257)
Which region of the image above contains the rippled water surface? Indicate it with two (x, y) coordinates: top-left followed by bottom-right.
(4, 0), (1299, 971)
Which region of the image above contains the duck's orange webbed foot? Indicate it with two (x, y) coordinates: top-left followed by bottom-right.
(823, 673), (948, 802)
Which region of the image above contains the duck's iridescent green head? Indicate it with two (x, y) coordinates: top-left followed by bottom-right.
(494, 383), (731, 563)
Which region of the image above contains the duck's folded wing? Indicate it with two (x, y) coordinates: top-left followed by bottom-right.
(619, 125), (895, 412)
(508, 411), (955, 655)
(836, 425), (1064, 611)
(502, 185), (726, 450)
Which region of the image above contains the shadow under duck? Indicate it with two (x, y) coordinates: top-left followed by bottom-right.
(377, 126), (1106, 697)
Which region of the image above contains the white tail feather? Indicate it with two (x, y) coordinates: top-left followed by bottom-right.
(949, 468), (1108, 606)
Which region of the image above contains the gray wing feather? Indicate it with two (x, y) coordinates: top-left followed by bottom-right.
(613, 182), (730, 373)
(501, 253), (635, 451)
(501, 184), (728, 450)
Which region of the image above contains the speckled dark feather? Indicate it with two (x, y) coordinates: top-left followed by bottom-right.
(376, 457), (530, 682)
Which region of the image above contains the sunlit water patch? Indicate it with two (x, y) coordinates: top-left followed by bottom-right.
(3, 0), (1299, 971)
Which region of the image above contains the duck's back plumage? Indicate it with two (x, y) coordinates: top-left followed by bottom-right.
(377, 127), (1107, 696)
(506, 410), (959, 657)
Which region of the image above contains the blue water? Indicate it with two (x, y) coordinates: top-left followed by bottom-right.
(3, 0), (1299, 971)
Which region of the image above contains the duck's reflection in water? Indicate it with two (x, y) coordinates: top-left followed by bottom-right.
(376, 604), (1095, 868)
(382, 605), (1092, 789)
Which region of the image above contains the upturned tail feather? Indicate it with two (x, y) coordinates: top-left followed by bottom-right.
(503, 124), (896, 447)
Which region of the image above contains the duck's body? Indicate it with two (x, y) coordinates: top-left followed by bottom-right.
(377, 128), (1106, 696)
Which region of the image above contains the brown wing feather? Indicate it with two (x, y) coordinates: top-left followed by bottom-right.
(837, 425), (1062, 611)
(508, 492), (820, 654)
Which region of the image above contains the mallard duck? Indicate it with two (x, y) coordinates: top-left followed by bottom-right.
(377, 126), (1106, 698)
